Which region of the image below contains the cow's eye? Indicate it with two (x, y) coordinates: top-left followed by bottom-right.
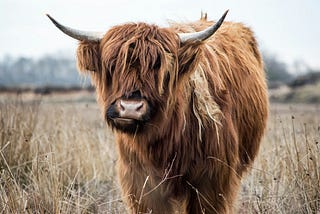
(106, 64), (115, 84)
(152, 56), (161, 70)
(108, 64), (115, 74)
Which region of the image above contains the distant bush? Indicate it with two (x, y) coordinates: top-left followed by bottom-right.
(289, 71), (320, 88)
(263, 52), (293, 84)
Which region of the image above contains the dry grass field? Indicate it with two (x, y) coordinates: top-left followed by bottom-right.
(0, 92), (319, 213)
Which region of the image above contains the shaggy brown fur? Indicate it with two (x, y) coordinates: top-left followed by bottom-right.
(76, 15), (268, 214)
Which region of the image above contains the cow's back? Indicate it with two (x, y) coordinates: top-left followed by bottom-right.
(208, 21), (268, 171)
(174, 20), (269, 172)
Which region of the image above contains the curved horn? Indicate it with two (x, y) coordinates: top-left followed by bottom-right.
(179, 10), (229, 43)
(46, 14), (105, 42)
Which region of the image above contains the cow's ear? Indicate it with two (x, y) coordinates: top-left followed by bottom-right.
(178, 41), (202, 78)
(77, 41), (101, 73)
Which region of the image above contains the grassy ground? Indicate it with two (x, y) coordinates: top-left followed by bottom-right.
(0, 93), (319, 213)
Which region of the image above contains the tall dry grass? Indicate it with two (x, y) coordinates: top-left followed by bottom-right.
(240, 104), (320, 213)
(0, 94), (319, 213)
(0, 95), (126, 213)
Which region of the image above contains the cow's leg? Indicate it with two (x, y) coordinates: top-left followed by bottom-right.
(123, 189), (184, 214)
(117, 161), (179, 213)
(132, 194), (186, 214)
(186, 176), (240, 214)
(187, 187), (230, 214)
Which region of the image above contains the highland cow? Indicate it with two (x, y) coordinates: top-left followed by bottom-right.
(47, 10), (268, 213)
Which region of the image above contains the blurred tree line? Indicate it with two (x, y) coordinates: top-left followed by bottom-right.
(0, 52), (319, 89)
(263, 52), (320, 88)
(0, 54), (90, 89)
(263, 52), (293, 84)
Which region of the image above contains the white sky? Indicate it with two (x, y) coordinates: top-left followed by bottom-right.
(1, 0), (319, 69)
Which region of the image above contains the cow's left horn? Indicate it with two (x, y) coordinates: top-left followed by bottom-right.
(46, 14), (105, 42)
(178, 10), (229, 43)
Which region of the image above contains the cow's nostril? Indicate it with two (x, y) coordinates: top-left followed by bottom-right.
(120, 102), (125, 111)
(136, 103), (143, 111)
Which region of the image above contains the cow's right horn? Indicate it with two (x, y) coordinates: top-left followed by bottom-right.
(46, 14), (105, 42)
(178, 10), (229, 43)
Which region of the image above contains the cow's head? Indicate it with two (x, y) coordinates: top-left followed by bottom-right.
(47, 11), (228, 134)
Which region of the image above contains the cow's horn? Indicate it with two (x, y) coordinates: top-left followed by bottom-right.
(46, 14), (104, 42)
(178, 10), (229, 43)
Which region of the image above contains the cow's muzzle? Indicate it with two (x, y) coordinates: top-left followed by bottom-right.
(106, 96), (151, 133)
(114, 99), (148, 121)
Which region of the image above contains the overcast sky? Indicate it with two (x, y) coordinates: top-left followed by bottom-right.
(1, 0), (319, 70)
